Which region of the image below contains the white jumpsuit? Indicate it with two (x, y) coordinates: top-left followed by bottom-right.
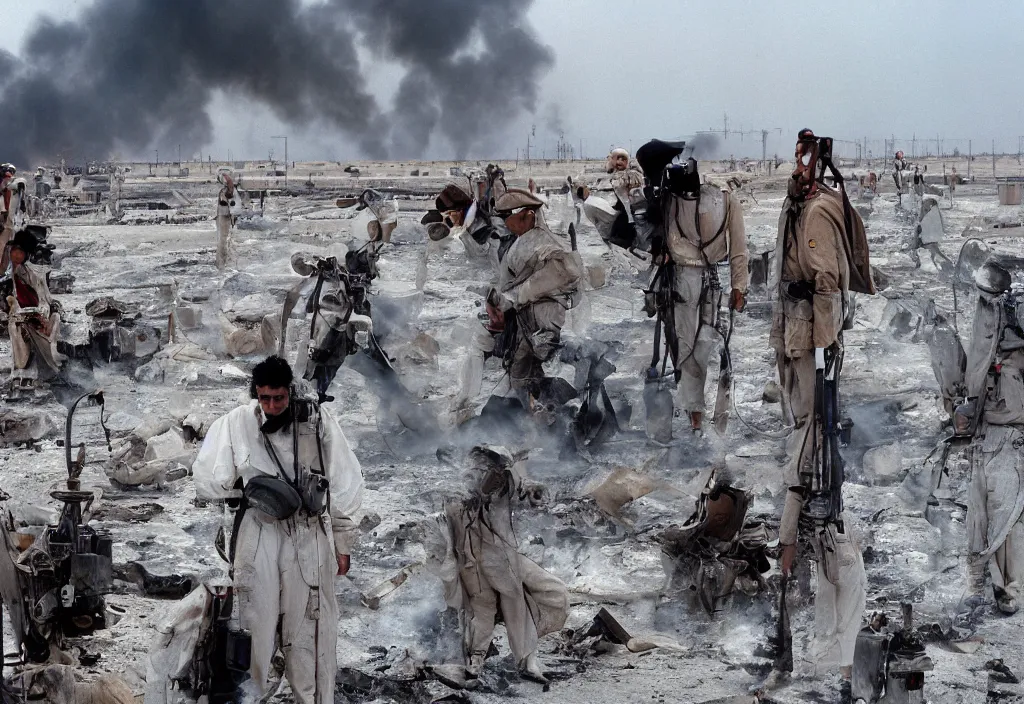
(215, 186), (234, 270)
(193, 401), (363, 704)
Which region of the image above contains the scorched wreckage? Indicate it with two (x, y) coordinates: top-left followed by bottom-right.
(0, 3), (1022, 704)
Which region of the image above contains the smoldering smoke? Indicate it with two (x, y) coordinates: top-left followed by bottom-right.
(686, 133), (721, 160)
(0, 0), (553, 166)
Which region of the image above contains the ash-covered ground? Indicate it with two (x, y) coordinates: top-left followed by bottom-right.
(2, 160), (1023, 703)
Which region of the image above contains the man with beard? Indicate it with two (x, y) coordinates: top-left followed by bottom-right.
(766, 129), (873, 703)
(192, 356), (364, 703)
(661, 157), (748, 435)
(492, 188), (582, 408)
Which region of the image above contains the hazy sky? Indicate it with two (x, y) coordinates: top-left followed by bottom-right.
(7, 0), (1024, 161)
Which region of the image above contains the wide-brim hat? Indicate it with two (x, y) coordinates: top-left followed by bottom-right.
(493, 188), (546, 214)
(435, 183), (474, 212)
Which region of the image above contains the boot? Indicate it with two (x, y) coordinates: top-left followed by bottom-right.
(966, 554), (986, 597)
(838, 677), (852, 704)
(751, 668), (790, 693)
(995, 587), (1019, 615)
(466, 651), (486, 678)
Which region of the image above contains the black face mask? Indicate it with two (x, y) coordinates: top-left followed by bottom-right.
(261, 407), (293, 434)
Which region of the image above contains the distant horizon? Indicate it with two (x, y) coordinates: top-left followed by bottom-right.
(6, 1), (1024, 166)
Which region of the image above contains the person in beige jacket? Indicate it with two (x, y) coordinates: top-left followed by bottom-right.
(768, 130), (865, 703)
(662, 158), (748, 433)
(493, 188), (582, 406)
(428, 446), (568, 684)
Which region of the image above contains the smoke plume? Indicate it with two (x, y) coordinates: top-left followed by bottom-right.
(686, 133), (722, 160)
(0, 0), (553, 166)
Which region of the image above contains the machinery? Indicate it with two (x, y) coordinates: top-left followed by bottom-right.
(853, 603), (933, 703)
(0, 391), (113, 664)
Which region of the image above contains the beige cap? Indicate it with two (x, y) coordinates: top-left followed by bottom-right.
(494, 187), (546, 213)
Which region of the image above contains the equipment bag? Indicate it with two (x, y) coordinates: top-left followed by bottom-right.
(242, 475), (302, 520)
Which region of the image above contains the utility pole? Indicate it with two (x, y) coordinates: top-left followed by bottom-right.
(761, 129), (768, 164)
(723, 113), (729, 140)
(968, 139), (972, 180)
(993, 140), (996, 177)
(911, 134), (916, 159)
(272, 135), (288, 185)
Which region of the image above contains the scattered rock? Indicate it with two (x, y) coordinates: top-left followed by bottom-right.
(0, 403), (63, 446)
(86, 297), (140, 320)
(173, 306), (203, 329)
(592, 608), (633, 645)
(224, 314), (279, 358)
(401, 332), (441, 366)
(91, 502), (165, 523)
(588, 265), (607, 289)
(144, 429), (190, 464)
(430, 663), (470, 690)
(225, 293), (279, 324)
(762, 380), (781, 404)
(587, 468), (660, 518)
(22, 666), (135, 704)
(360, 512), (383, 531)
(916, 197), (944, 245)
(626, 634), (685, 653)
(863, 443), (904, 485)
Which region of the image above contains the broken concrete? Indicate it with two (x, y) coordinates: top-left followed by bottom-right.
(0, 403), (63, 446)
(916, 197), (945, 245)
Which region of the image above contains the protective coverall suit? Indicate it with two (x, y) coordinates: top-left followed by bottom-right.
(193, 400), (364, 703)
(215, 181), (236, 270)
(664, 184), (748, 416)
(430, 446), (568, 679)
(771, 185), (866, 674)
(964, 284), (1024, 614)
(497, 221), (582, 402)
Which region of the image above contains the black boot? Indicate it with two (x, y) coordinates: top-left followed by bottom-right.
(839, 678), (852, 704)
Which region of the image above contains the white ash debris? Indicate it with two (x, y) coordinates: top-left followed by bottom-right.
(0, 164), (1017, 702)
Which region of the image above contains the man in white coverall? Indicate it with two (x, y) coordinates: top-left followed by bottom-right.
(215, 172), (238, 270)
(193, 355), (364, 703)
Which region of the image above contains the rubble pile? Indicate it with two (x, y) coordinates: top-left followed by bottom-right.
(0, 159), (1018, 704)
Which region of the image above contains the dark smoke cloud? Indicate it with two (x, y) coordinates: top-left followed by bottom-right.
(342, 0), (554, 160)
(1, 0), (553, 166)
(542, 103), (566, 136)
(687, 133), (722, 160)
